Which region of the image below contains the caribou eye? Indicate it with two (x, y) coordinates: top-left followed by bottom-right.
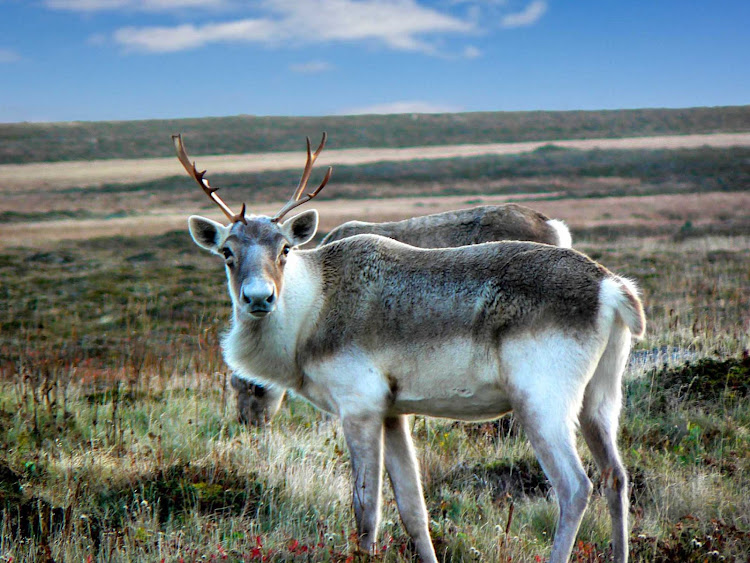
(282, 245), (291, 257)
(221, 247), (234, 264)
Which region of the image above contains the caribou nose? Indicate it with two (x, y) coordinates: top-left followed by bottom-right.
(241, 281), (277, 315)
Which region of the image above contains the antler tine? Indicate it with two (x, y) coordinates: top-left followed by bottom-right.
(271, 133), (331, 223)
(172, 134), (247, 225)
(272, 165), (333, 223)
(292, 132), (327, 202)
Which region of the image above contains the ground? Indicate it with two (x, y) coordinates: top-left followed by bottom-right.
(0, 127), (748, 561)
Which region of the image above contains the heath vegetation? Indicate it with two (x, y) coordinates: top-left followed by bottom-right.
(0, 108), (748, 561)
(2, 105), (749, 164)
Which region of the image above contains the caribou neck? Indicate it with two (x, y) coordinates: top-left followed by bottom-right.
(223, 251), (322, 388)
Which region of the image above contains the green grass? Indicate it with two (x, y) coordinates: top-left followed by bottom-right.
(0, 355), (747, 561)
(2, 105), (749, 163)
(579, 236), (750, 358)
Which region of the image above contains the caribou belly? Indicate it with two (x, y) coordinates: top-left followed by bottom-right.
(379, 338), (512, 420)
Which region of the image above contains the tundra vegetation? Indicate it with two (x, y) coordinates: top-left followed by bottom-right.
(0, 108), (749, 561)
(2, 106), (749, 164)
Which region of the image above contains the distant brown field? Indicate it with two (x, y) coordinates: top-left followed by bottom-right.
(2, 132), (748, 191)
(2, 189), (747, 248)
(2, 131), (749, 248)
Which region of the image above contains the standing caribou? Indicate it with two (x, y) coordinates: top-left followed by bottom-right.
(175, 133), (644, 563)
(233, 202), (573, 426)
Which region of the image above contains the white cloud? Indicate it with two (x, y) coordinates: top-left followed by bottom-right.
(289, 60), (333, 73)
(45, 0), (227, 11)
(0, 49), (22, 63)
(115, 18), (275, 52)
(500, 0), (547, 28)
(272, 0), (472, 50)
(341, 100), (462, 115)
(46, 0), (130, 9)
(111, 0), (475, 54)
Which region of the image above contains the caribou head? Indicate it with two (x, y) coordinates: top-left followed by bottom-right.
(173, 133), (331, 319)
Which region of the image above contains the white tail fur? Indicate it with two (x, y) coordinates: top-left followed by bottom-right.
(546, 218), (572, 248)
(601, 276), (646, 339)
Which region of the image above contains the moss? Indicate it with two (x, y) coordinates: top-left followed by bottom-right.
(631, 515), (750, 563)
(435, 457), (550, 500)
(94, 463), (263, 528)
(0, 461), (66, 541)
(644, 354), (750, 412)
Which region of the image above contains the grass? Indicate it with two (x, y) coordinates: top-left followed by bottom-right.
(0, 355), (747, 561)
(1, 112), (749, 560)
(2, 105), (749, 164)
(180, 145), (750, 203)
(578, 236), (750, 359)
(0, 224), (748, 561)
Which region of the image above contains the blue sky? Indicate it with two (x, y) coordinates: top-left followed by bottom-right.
(1, 0), (748, 123)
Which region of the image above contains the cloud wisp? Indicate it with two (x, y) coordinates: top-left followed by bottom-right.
(289, 60), (334, 74)
(340, 100), (462, 115)
(114, 19), (275, 53)
(500, 0), (548, 29)
(108, 0), (475, 54)
(45, 0), (229, 12)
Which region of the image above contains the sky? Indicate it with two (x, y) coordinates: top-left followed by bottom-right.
(0, 0), (748, 123)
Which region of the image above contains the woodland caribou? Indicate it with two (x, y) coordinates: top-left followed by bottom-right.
(233, 203), (573, 426)
(175, 133), (645, 563)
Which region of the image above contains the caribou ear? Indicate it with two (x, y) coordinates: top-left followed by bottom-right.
(280, 209), (318, 247)
(188, 215), (228, 253)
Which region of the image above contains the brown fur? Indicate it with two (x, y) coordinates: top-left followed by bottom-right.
(300, 235), (605, 365)
(321, 203), (562, 247)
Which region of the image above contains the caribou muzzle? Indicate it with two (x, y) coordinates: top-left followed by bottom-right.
(241, 280), (277, 318)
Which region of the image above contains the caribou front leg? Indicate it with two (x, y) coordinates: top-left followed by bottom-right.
(342, 413), (385, 555)
(384, 415), (437, 563)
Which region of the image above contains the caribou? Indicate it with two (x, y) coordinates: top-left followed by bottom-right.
(233, 202), (573, 426)
(175, 133), (644, 563)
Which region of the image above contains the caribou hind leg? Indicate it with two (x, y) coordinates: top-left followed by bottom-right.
(518, 406), (593, 563)
(580, 324), (632, 563)
(580, 418), (629, 563)
(504, 333), (600, 563)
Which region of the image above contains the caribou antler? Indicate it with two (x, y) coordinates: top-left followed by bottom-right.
(172, 134), (247, 225)
(271, 132), (333, 223)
